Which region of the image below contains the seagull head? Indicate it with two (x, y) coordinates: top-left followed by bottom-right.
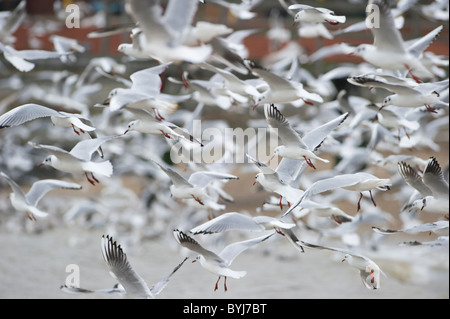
(39, 156), (53, 168)
(124, 120), (139, 134)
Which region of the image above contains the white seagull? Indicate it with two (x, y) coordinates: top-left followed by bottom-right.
(189, 211), (304, 253)
(288, 4), (346, 25)
(351, 0), (436, 82)
(173, 229), (274, 291)
(61, 235), (188, 299)
(399, 157), (449, 214)
(348, 74), (449, 113)
(283, 172), (392, 217)
(0, 171), (82, 220)
(373, 220), (449, 237)
(151, 160), (238, 206)
(29, 136), (118, 186)
(300, 240), (385, 290)
(122, 0), (212, 63)
(0, 103), (97, 136)
(265, 104), (348, 169)
(246, 60), (323, 108)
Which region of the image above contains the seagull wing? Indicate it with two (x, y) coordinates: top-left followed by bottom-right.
(397, 161), (433, 197)
(265, 104), (305, 147)
(301, 112), (349, 151)
(0, 104), (60, 128)
(0, 171), (27, 202)
(173, 229), (223, 261)
(219, 232), (275, 266)
(422, 157), (449, 198)
(69, 135), (117, 161)
(190, 212), (264, 234)
(25, 179), (82, 207)
(149, 257), (188, 296)
(101, 235), (152, 298)
(163, 0), (199, 45)
(188, 171), (238, 188)
(368, 0), (406, 53)
(152, 161), (192, 187)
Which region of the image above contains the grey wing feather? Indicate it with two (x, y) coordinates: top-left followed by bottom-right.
(264, 104), (305, 147)
(0, 171), (27, 201)
(422, 157), (449, 198)
(397, 161), (433, 197)
(149, 257), (188, 296)
(190, 212), (264, 234)
(0, 104), (59, 128)
(219, 232), (275, 266)
(101, 235), (152, 298)
(69, 135), (117, 161)
(26, 180), (82, 207)
(302, 112), (349, 151)
(188, 171), (238, 188)
(173, 229), (222, 261)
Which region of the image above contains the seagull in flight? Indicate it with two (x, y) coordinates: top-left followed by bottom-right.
(61, 235), (188, 298)
(0, 171), (82, 220)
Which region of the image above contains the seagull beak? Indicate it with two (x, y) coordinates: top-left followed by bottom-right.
(124, 129), (129, 134)
(292, 21), (297, 26)
(341, 258), (346, 262)
(253, 104), (258, 110)
(38, 162), (44, 168)
(253, 180), (257, 186)
(192, 259), (197, 263)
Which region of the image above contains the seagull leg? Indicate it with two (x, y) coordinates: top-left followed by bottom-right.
(369, 190), (377, 207)
(26, 212), (36, 221)
(357, 192), (363, 212)
(192, 195), (204, 205)
(275, 228), (285, 236)
(160, 130), (172, 139)
(85, 172), (96, 186)
(214, 277), (221, 291)
(71, 124), (80, 135)
(91, 173), (100, 184)
(301, 98), (314, 106)
(424, 104), (438, 113)
(279, 196), (283, 210)
(304, 156), (316, 169)
(224, 276), (228, 292)
(404, 64), (422, 84)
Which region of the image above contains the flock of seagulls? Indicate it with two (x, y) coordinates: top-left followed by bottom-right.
(0, 0), (448, 298)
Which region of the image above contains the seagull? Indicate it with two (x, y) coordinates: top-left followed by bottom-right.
(351, 0), (435, 82)
(283, 172), (392, 217)
(348, 74), (449, 113)
(29, 136), (118, 185)
(373, 220), (449, 237)
(246, 60), (323, 108)
(265, 104), (348, 169)
(173, 229), (274, 291)
(300, 240), (385, 290)
(398, 157), (449, 200)
(0, 42), (71, 72)
(399, 157), (449, 215)
(208, 0), (262, 20)
(288, 4), (346, 25)
(0, 103), (97, 136)
(122, 0), (212, 63)
(102, 63), (182, 118)
(0, 171), (82, 220)
(61, 235), (188, 299)
(123, 109), (203, 147)
(246, 153), (304, 210)
(151, 160), (238, 206)
(0, 0), (26, 45)
(189, 211), (304, 253)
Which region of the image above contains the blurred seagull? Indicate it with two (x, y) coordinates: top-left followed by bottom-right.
(173, 229), (274, 291)
(151, 160), (238, 206)
(0, 0), (26, 44)
(351, 0), (436, 82)
(208, 0), (262, 20)
(61, 235), (188, 299)
(29, 136), (118, 186)
(190, 211), (304, 253)
(0, 103), (97, 137)
(288, 4), (346, 25)
(246, 60), (323, 108)
(122, 0), (212, 63)
(0, 171), (82, 220)
(300, 240), (386, 290)
(373, 220), (449, 237)
(265, 104), (348, 169)
(283, 172), (392, 217)
(348, 74), (449, 113)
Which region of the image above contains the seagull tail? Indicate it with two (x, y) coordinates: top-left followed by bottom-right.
(84, 161), (113, 177)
